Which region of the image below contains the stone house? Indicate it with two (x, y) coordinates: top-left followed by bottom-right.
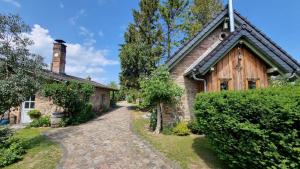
(10, 40), (117, 124)
(164, 5), (300, 125)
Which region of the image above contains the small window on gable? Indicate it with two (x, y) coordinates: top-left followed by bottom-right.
(220, 81), (229, 91)
(248, 80), (256, 89)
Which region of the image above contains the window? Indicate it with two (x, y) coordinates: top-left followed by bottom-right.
(220, 81), (229, 91)
(24, 96), (35, 109)
(248, 81), (256, 89)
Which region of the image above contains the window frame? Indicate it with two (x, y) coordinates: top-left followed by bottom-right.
(23, 96), (35, 109)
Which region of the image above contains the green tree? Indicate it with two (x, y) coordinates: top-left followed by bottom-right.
(160, 0), (188, 59)
(119, 24), (141, 90)
(183, 0), (223, 38)
(119, 0), (163, 93)
(0, 14), (45, 115)
(140, 66), (183, 134)
(42, 81), (94, 115)
(107, 81), (120, 106)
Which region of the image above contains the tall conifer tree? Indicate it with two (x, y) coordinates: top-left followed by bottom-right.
(119, 0), (163, 92)
(159, 0), (188, 59)
(183, 0), (223, 38)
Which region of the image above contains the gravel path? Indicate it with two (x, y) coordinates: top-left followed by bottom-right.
(45, 102), (176, 169)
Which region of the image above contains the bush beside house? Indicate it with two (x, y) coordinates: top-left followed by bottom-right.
(139, 66), (183, 134)
(0, 128), (26, 167)
(194, 85), (300, 169)
(42, 81), (96, 126)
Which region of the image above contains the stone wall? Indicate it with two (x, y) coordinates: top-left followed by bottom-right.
(89, 87), (111, 112)
(165, 26), (224, 125)
(35, 92), (64, 116)
(9, 87), (111, 124)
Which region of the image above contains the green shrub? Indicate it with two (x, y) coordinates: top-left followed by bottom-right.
(62, 103), (95, 126)
(126, 95), (133, 103)
(149, 109), (157, 131)
(28, 116), (50, 127)
(101, 105), (109, 113)
(162, 127), (173, 135)
(0, 127), (12, 145)
(0, 128), (26, 167)
(27, 110), (41, 119)
(59, 117), (70, 127)
(194, 85), (300, 169)
(187, 119), (203, 135)
(42, 81), (95, 116)
(172, 121), (190, 136)
(0, 138), (26, 167)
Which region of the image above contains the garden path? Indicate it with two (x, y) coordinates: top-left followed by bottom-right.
(44, 102), (177, 169)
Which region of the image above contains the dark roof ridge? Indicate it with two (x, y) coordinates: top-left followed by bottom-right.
(234, 11), (300, 68)
(165, 6), (229, 67)
(189, 27), (298, 75)
(44, 70), (118, 91)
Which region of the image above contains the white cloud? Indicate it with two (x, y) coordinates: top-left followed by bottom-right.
(98, 30), (104, 37)
(25, 24), (118, 83)
(79, 26), (96, 46)
(69, 9), (86, 25)
(2, 0), (21, 8)
(59, 2), (64, 8)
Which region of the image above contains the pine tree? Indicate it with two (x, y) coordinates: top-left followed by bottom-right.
(159, 0), (188, 59)
(119, 0), (163, 92)
(183, 0), (223, 39)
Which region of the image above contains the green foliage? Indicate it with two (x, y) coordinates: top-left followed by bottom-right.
(194, 86), (300, 168)
(119, 0), (163, 92)
(27, 110), (41, 119)
(159, 0), (188, 59)
(28, 116), (50, 128)
(42, 81), (95, 126)
(140, 66), (183, 133)
(172, 121), (190, 136)
(187, 119), (203, 135)
(149, 109), (157, 131)
(0, 14), (45, 115)
(161, 127), (174, 135)
(42, 81), (94, 115)
(0, 128), (26, 167)
(0, 127), (12, 145)
(183, 0), (223, 38)
(126, 89), (140, 103)
(60, 103), (95, 126)
(140, 66), (183, 107)
(107, 81), (119, 107)
(101, 105), (109, 113)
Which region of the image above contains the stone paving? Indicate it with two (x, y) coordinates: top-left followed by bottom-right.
(44, 102), (177, 169)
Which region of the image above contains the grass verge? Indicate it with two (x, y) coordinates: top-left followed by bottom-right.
(131, 110), (226, 169)
(3, 128), (61, 169)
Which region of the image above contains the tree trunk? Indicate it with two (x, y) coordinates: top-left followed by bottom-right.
(154, 102), (163, 134)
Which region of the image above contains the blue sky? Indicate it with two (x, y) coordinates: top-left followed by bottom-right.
(0, 0), (299, 85)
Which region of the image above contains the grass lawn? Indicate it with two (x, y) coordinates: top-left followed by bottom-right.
(131, 110), (226, 169)
(3, 128), (61, 169)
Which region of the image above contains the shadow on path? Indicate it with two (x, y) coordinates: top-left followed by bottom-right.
(192, 136), (227, 169)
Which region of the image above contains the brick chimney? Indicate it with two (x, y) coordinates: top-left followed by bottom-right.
(51, 39), (66, 74)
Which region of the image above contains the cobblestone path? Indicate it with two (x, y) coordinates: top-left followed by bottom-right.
(45, 102), (176, 169)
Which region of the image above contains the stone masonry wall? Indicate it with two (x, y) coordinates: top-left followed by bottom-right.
(89, 87), (111, 112)
(163, 26), (223, 125)
(9, 88), (111, 124)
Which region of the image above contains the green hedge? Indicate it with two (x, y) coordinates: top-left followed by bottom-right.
(194, 85), (300, 169)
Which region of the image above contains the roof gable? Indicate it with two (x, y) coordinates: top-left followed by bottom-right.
(166, 6), (300, 75)
(186, 27), (297, 76)
(166, 8), (229, 69)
